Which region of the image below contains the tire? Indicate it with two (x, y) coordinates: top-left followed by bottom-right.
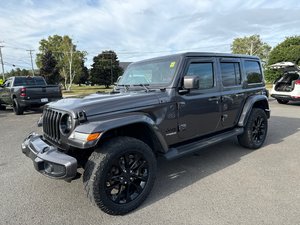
(0, 104), (6, 110)
(83, 136), (157, 215)
(13, 98), (24, 115)
(238, 108), (268, 149)
(276, 99), (289, 104)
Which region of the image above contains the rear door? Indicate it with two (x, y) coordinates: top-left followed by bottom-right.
(177, 57), (222, 140)
(219, 58), (246, 129)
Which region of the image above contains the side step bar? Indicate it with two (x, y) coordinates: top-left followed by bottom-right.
(163, 128), (244, 160)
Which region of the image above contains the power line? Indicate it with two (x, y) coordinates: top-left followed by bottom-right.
(3, 61), (32, 69)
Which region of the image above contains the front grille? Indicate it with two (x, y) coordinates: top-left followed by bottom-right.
(43, 108), (63, 143)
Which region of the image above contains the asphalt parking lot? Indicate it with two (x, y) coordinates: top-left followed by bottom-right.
(0, 99), (299, 225)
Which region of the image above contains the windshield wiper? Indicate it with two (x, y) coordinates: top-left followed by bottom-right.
(133, 84), (150, 92)
(116, 84), (130, 92)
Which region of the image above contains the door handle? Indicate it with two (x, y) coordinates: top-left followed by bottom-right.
(208, 97), (220, 101)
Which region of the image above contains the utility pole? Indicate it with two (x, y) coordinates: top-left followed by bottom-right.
(0, 45), (5, 80)
(110, 56), (113, 85)
(27, 49), (35, 76)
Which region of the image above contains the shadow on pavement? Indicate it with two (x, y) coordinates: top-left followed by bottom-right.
(286, 102), (300, 106)
(141, 115), (300, 210)
(0, 107), (43, 118)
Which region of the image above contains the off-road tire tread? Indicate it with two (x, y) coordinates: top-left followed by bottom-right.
(238, 108), (268, 149)
(83, 136), (156, 215)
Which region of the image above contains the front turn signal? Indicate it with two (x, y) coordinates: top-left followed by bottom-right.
(87, 133), (101, 142)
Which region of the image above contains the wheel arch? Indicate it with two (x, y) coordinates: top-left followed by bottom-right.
(238, 95), (270, 127)
(73, 114), (168, 154)
(99, 122), (167, 154)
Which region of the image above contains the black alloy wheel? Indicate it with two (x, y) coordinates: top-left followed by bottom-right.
(238, 108), (268, 149)
(83, 136), (157, 215)
(251, 115), (266, 145)
(105, 152), (149, 204)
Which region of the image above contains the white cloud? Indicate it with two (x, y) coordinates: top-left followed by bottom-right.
(0, 0), (299, 71)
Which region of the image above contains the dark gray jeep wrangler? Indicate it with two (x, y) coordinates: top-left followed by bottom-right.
(22, 52), (270, 215)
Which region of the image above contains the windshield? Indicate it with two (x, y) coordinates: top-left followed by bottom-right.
(118, 57), (179, 86)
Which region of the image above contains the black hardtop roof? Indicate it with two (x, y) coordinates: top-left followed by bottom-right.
(182, 52), (260, 59)
(134, 52), (260, 64)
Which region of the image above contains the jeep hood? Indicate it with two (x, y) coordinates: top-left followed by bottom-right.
(47, 91), (161, 117)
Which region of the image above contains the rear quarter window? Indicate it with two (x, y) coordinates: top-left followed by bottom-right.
(244, 61), (263, 84)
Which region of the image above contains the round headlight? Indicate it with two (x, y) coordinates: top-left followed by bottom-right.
(60, 114), (73, 134)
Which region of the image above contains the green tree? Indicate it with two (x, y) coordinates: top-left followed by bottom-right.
(4, 68), (31, 78)
(36, 35), (86, 90)
(231, 34), (271, 62)
(268, 36), (300, 65)
(90, 50), (123, 88)
(265, 36), (300, 82)
(74, 63), (89, 86)
(39, 51), (60, 84)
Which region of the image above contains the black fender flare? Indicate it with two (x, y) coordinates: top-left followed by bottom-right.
(238, 95), (270, 127)
(72, 114), (169, 152)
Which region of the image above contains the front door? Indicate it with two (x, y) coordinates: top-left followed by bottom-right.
(177, 58), (222, 140)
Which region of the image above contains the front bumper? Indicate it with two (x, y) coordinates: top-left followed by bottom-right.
(21, 133), (77, 181)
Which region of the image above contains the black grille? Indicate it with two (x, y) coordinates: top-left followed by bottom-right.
(43, 109), (62, 143)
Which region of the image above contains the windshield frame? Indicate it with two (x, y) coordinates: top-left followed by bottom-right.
(117, 55), (183, 89)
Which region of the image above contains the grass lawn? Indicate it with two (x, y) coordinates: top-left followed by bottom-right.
(63, 83), (274, 97)
(63, 85), (113, 97)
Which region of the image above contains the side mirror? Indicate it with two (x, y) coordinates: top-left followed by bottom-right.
(183, 75), (199, 89)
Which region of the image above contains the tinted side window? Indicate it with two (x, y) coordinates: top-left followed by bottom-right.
(186, 63), (214, 89)
(244, 61), (262, 83)
(220, 62), (241, 86)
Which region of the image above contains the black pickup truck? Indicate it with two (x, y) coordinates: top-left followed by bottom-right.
(0, 76), (62, 115)
(22, 52), (270, 215)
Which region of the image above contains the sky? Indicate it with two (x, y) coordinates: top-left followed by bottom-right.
(0, 0), (300, 72)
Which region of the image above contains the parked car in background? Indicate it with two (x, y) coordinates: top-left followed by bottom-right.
(270, 62), (300, 104)
(0, 76), (62, 115)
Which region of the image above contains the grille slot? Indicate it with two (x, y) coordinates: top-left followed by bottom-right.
(43, 109), (62, 143)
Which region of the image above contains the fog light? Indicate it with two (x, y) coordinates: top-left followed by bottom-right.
(43, 162), (66, 177)
(44, 162), (53, 173)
